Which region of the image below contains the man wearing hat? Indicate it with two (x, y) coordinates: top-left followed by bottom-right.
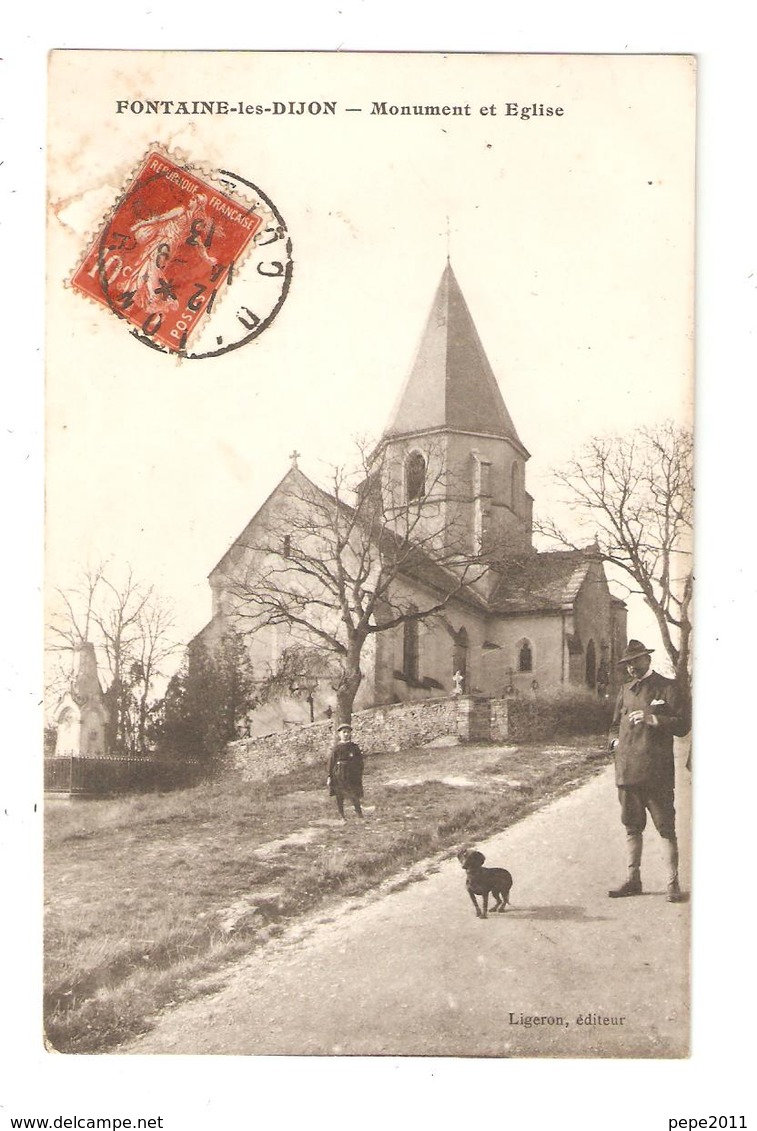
(327, 723), (364, 820)
(607, 640), (690, 902)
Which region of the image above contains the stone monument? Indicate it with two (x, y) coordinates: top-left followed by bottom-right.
(53, 642), (109, 757)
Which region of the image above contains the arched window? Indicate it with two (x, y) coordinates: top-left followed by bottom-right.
(406, 452), (426, 502)
(518, 639), (533, 673)
(453, 627), (469, 684)
(403, 614), (419, 682)
(585, 639), (597, 688)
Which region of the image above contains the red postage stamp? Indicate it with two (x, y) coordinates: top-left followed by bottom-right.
(71, 150), (266, 352)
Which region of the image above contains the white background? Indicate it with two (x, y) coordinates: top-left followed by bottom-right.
(2, 4), (755, 1130)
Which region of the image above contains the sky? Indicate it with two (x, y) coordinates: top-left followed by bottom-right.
(45, 52), (694, 667)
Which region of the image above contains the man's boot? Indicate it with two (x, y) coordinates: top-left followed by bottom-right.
(662, 836), (684, 902)
(608, 831), (643, 897)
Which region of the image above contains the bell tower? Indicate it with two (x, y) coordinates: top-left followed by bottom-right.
(378, 262), (533, 562)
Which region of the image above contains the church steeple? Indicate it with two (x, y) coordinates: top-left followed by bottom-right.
(377, 263), (533, 565)
(382, 263), (528, 456)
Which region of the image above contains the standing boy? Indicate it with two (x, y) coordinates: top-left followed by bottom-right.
(327, 723), (364, 820)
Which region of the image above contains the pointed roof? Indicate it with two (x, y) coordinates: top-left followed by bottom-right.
(382, 263), (528, 455)
(488, 550), (608, 615)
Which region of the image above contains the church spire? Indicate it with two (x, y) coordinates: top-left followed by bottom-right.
(382, 263), (528, 455)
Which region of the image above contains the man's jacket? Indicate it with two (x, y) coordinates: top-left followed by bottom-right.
(610, 672), (690, 787)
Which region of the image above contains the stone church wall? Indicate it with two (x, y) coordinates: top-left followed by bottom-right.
(225, 694), (499, 782)
(572, 561), (622, 691)
(373, 594), (491, 706)
(483, 616), (566, 696)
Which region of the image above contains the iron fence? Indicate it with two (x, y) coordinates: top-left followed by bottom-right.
(44, 755), (206, 796)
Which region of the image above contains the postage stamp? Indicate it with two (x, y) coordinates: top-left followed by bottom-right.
(70, 149), (293, 358)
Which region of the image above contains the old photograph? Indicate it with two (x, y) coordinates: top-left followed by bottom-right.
(44, 50), (695, 1057)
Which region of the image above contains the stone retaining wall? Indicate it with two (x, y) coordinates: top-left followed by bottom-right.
(226, 694), (507, 783)
(226, 718), (333, 782)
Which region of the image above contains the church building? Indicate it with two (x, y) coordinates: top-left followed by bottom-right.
(195, 264), (626, 716)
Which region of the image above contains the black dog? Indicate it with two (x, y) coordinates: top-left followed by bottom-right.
(458, 848), (513, 919)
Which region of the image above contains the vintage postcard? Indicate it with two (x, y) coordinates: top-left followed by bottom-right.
(45, 51), (695, 1058)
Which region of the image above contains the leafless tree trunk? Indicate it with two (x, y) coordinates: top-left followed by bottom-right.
(535, 422), (693, 683)
(133, 598), (179, 754)
(92, 568), (152, 753)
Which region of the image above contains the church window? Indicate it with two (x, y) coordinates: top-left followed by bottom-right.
(282, 535), (291, 558)
(585, 639), (597, 688)
(517, 639), (533, 673)
(406, 452), (426, 502)
(403, 614), (419, 682)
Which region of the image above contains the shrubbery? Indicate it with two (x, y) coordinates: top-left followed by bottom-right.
(507, 688), (614, 742)
(156, 630), (257, 764)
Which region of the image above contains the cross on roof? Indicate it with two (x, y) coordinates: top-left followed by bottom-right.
(289, 449), (300, 468)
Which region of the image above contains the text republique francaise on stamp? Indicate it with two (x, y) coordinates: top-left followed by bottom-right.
(71, 149), (292, 359)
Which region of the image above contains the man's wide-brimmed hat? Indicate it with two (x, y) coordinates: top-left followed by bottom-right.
(616, 639), (655, 665)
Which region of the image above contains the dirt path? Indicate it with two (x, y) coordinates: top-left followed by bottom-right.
(119, 756), (690, 1058)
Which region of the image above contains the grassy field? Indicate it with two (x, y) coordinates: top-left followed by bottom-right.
(45, 737), (608, 1053)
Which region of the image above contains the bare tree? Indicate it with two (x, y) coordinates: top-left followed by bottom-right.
(47, 563), (179, 753)
(221, 442), (490, 725)
(47, 564), (107, 651)
(130, 597), (178, 755)
(92, 568), (152, 752)
(536, 422), (693, 682)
